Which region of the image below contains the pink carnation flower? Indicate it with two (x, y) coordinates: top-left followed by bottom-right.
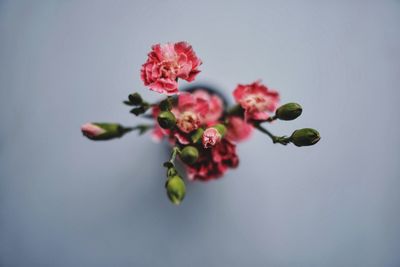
(233, 81), (279, 121)
(172, 93), (207, 133)
(176, 111), (201, 133)
(225, 116), (253, 142)
(141, 42), (202, 95)
(81, 123), (105, 138)
(172, 91), (223, 133)
(202, 127), (221, 148)
(191, 90), (223, 125)
(187, 139), (239, 181)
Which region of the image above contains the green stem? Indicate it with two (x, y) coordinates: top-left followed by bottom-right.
(123, 124), (154, 135)
(163, 146), (181, 169)
(254, 124), (290, 145)
(265, 115), (277, 122)
(169, 146), (180, 164)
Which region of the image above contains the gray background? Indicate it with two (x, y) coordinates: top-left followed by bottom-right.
(0, 1), (399, 266)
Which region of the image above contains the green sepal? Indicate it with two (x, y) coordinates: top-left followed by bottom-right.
(123, 100), (134, 106)
(213, 124), (227, 137)
(128, 93), (143, 106)
(166, 166), (178, 177)
(130, 104), (149, 116)
(273, 136), (291, 145)
(90, 123), (129, 140)
(190, 128), (204, 143)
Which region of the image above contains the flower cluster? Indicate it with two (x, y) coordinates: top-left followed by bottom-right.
(151, 90), (243, 182)
(81, 41), (321, 205)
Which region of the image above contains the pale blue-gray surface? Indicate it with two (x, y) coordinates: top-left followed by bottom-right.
(0, 1), (399, 266)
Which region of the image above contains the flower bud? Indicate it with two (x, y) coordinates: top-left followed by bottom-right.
(202, 127), (222, 148)
(290, 128), (320, 147)
(128, 92), (143, 105)
(213, 123), (227, 137)
(165, 175), (186, 205)
(275, 103), (302, 121)
(190, 128), (204, 143)
(81, 123), (128, 140)
(180, 146), (199, 165)
(157, 111), (176, 129)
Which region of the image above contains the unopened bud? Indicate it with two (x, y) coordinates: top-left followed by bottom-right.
(157, 111), (176, 129)
(290, 128), (320, 147)
(81, 123), (128, 140)
(190, 128), (204, 143)
(213, 123), (227, 136)
(165, 175), (186, 205)
(128, 93), (143, 105)
(180, 146), (199, 164)
(275, 103), (302, 121)
(202, 127), (222, 148)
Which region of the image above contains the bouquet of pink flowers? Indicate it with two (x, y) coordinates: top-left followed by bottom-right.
(81, 41), (320, 205)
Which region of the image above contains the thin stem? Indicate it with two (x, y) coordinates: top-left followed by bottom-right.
(265, 115), (277, 122)
(123, 124), (154, 135)
(163, 146), (181, 169)
(254, 124), (275, 140)
(254, 123), (290, 145)
(141, 114), (156, 119)
(169, 146), (180, 164)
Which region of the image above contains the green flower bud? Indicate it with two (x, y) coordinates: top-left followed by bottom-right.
(180, 146), (199, 164)
(81, 122), (130, 140)
(128, 93), (143, 105)
(213, 123), (227, 137)
(290, 128), (320, 147)
(275, 103), (303, 121)
(157, 111), (176, 129)
(165, 175), (186, 205)
(190, 128), (204, 143)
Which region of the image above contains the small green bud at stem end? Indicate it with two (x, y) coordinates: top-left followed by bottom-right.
(275, 103), (303, 121)
(290, 128), (320, 147)
(213, 124), (227, 136)
(157, 111), (176, 129)
(180, 146), (199, 165)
